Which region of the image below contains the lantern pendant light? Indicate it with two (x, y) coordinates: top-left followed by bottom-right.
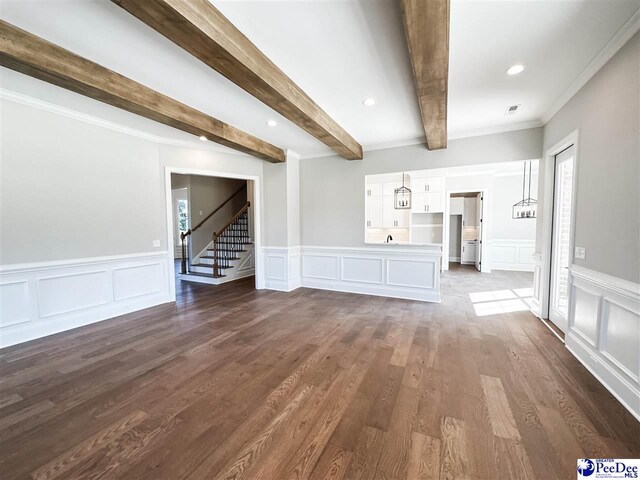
(394, 173), (412, 209)
(512, 161), (537, 219)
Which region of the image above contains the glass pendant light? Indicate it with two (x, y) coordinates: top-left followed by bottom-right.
(513, 161), (537, 219)
(394, 173), (412, 209)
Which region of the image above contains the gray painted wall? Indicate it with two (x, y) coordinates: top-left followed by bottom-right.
(0, 100), (164, 264)
(0, 98), (268, 265)
(538, 33), (639, 283)
(300, 128), (542, 247)
(449, 215), (462, 259)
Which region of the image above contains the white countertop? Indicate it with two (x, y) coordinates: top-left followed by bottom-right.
(365, 242), (442, 248)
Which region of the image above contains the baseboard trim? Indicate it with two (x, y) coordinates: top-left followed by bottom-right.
(566, 334), (640, 422)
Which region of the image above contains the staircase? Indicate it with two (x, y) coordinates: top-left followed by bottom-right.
(179, 188), (254, 285)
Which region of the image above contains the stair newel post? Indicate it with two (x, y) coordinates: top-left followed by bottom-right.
(213, 233), (219, 277)
(180, 231), (188, 274)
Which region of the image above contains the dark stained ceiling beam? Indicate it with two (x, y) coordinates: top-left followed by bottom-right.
(112, 0), (363, 160)
(400, 0), (450, 150)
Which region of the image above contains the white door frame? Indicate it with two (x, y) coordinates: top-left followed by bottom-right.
(539, 130), (580, 322)
(443, 188), (491, 272)
(164, 167), (263, 301)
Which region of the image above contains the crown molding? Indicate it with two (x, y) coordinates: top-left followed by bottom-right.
(300, 121), (543, 160)
(0, 88), (249, 157)
(448, 120), (543, 141)
(542, 8), (640, 124)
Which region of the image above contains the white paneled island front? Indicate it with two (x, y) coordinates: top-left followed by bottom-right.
(300, 244), (442, 302)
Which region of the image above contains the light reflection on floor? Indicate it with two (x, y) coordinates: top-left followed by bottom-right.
(470, 287), (534, 316)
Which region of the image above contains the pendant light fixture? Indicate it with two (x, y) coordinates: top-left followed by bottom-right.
(394, 173), (412, 209)
(512, 161), (537, 219)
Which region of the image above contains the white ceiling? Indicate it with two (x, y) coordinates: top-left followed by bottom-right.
(1, 0), (638, 159)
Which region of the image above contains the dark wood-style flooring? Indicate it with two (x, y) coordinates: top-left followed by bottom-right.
(0, 267), (638, 479)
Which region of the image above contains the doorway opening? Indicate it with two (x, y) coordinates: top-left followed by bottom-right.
(168, 172), (257, 289)
(447, 191), (484, 272)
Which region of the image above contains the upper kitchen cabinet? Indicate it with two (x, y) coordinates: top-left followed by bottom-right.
(410, 176), (445, 213)
(411, 176), (444, 194)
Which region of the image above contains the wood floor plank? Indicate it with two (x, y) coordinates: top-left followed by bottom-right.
(407, 431), (440, 480)
(480, 374), (521, 440)
(0, 269), (635, 480)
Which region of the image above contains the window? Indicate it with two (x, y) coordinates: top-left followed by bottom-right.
(177, 199), (189, 234)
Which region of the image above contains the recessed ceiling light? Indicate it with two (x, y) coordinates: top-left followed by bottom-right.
(266, 119), (277, 127)
(506, 64), (526, 76)
(362, 98), (376, 106)
(199, 135), (207, 142)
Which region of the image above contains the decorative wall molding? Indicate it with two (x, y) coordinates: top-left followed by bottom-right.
(490, 239), (536, 272)
(263, 246), (301, 292)
(566, 265), (640, 421)
(542, 9), (640, 124)
(0, 252), (172, 348)
(264, 246), (442, 302)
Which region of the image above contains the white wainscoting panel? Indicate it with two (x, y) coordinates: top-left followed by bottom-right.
(490, 239), (535, 272)
(38, 270), (110, 318)
(303, 255), (339, 281)
(387, 259), (435, 289)
(300, 246), (441, 302)
(342, 257), (384, 285)
(263, 247), (301, 292)
(0, 281), (30, 327)
(0, 252), (172, 348)
(113, 263), (164, 301)
(566, 265), (640, 420)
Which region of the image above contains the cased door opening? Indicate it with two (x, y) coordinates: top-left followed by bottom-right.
(448, 192), (483, 272)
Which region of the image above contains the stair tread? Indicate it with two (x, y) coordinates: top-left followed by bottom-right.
(181, 272), (227, 279)
(192, 263), (234, 270)
(200, 256), (240, 261)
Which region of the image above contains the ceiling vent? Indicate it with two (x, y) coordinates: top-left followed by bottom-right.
(505, 104), (521, 116)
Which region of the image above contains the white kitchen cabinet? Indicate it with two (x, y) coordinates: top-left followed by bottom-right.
(411, 176), (444, 194)
(426, 192), (443, 212)
(411, 192), (443, 213)
(450, 197), (464, 215)
(463, 197), (477, 226)
(383, 200), (409, 228)
(382, 181), (401, 197)
(461, 241), (478, 264)
(366, 183), (383, 197)
(366, 196), (383, 228)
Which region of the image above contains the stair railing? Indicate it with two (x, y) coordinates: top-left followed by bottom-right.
(180, 184), (246, 274)
(212, 201), (251, 277)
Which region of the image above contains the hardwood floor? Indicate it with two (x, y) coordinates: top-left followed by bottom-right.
(0, 269), (638, 479)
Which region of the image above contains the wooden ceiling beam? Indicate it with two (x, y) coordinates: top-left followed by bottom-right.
(400, 0), (450, 150)
(112, 0), (363, 160)
(0, 20), (285, 163)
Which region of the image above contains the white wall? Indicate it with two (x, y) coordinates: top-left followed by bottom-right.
(300, 128), (542, 247)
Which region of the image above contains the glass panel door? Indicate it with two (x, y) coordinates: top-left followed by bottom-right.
(549, 146), (575, 331)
